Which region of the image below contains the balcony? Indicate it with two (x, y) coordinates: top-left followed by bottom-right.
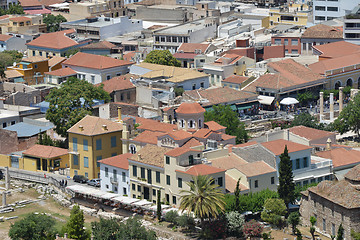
(110, 177), (118, 184)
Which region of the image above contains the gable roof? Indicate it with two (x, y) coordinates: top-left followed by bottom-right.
(48, 56), (66, 67)
(176, 164), (225, 176)
(67, 115), (122, 136)
(19, 0), (42, 7)
(44, 67), (77, 77)
(166, 146), (201, 157)
(214, 54), (243, 65)
(236, 161), (276, 177)
(222, 75), (248, 84)
(136, 117), (177, 133)
(309, 52), (360, 75)
(132, 130), (164, 145)
(26, 30), (80, 50)
(22, 56), (48, 63)
(205, 121), (226, 131)
(261, 139), (312, 156)
(210, 153), (248, 170)
(232, 142), (277, 168)
(10, 16), (31, 22)
(129, 144), (169, 168)
(0, 34), (12, 42)
(80, 41), (117, 50)
(289, 126), (335, 141)
(175, 102), (205, 114)
(312, 41), (360, 59)
(98, 74), (136, 93)
(63, 52), (133, 70)
(316, 148), (360, 168)
(166, 130), (192, 140)
(23, 144), (68, 159)
(177, 43), (211, 54)
(99, 153), (131, 170)
(182, 138), (203, 148)
(301, 24), (343, 39)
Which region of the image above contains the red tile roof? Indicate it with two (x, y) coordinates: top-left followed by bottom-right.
(23, 144), (68, 159)
(10, 16), (31, 22)
(176, 164), (225, 176)
(167, 130), (192, 140)
(24, 8), (51, 14)
(211, 153), (248, 170)
(261, 139), (312, 156)
(98, 74), (137, 93)
(63, 52), (133, 70)
(316, 148), (360, 168)
(123, 51), (136, 62)
(166, 147), (201, 157)
(136, 117), (177, 133)
(312, 41), (360, 59)
(132, 130), (164, 145)
(45, 67), (77, 77)
(226, 174), (249, 192)
(173, 52), (198, 59)
(27, 30), (80, 50)
(0, 34), (12, 42)
(192, 128), (212, 138)
(223, 75), (248, 84)
(176, 102), (205, 114)
(301, 24), (343, 39)
(67, 115), (122, 136)
(48, 56), (66, 67)
(129, 144), (169, 168)
(309, 52), (360, 75)
(19, 0), (42, 7)
(221, 133), (235, 141)
(182, 138), (203, 148)
(214, 54), (243, 65)
(233, 141), (258, 148)
(177, 43), (210, 54)
(344, 164), (360, 182)
(98, 153), (131, 170)
(289, 126), (335, 141)
(205, 121), (226, 131)
(80, 41), (117, 50)
(236, 161), (276, 177)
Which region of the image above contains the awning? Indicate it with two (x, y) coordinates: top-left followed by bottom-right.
(258, 95), (275, 105)
(237, 105), (252, 110)
(230, 105), (237, 110)
(280, 97), (299, 105)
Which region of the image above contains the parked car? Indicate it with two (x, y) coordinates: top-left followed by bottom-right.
(87, 178), (100, 187)
(73, 175), (88, 183)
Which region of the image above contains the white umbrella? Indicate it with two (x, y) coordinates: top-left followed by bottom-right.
(280, 97), (299, 105)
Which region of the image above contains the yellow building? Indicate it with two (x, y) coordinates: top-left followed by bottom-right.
(269, 4), (310, 27)
(0, 15), (47, 35)
(6, 56), (49, 85)
(67, 115), (123, 179)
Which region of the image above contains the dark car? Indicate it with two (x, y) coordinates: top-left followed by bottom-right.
(73, 175), (88, 183)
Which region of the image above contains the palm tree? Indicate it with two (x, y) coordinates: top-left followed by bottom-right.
(179, 175), (225, 225)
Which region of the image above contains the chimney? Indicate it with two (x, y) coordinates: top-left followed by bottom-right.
(102, 125), (108, 131)
(326, 138), (332, 151)
(283, 129), (289, 141)
(79, 125), (84, 131)
(117, 107), (122, 123)
(137, 153), (141, 161)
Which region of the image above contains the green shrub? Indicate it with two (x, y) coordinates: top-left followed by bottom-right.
(164, 210), (179, 224)
(225, 211), (245, 237)
(176, 214), (195, 229)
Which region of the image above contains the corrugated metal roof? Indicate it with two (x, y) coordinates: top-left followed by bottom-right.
(4, 122), (54, 137)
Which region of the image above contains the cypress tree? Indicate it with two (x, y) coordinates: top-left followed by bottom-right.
(234, 178), (241, 212)
(277, 146), (295, 210)
(157, 190), (161, 221)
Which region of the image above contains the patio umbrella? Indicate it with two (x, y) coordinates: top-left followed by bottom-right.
(280, 97), (299, 105)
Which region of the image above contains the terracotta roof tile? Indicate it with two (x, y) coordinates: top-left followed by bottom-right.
(166, 146), (201, 157)
(177, 43), (210, 53)
(211, 153), (248, 170)
(63, 52), (133, 70)
(289, 126), (335, 141)
(301, 24), (343, 39)
(80, 41), (117, 50)
(182, 138), (203, 148)
(233, 141), (258, 148)
(123, 51), (136, 62)
(226, 174), (249, 192)
(22, 56), (48, 63)
(0, 34), (12, 42)
(27, 30), (81, 50)
(176, 102), (205, 114)
(344, 164), (360, 182)
(23, 144), (68, 159)
(316, 148), (360, 168)
(214, 54), (243, 65)
(10, 16), (31, 22)
(309, 52), (360, 75)
(19, 0), (42, 7)
(204, 121), (226, 131)
(221, 133), (235, 141)
(261, 139), (312, 156)
(48, 56), (66, 67)
(136, 117), (177, 133)
(39, 0), (63, 6)
(98, 153), (131, 170)
(5, 70), (23, 78)
(192, 128), (212, 138)
(173, 52), (198, 59)
(44, 67), (77, 77)
(176, 164), (225, 176)
(132, 130), (164, 145)
(312, 41), (360, 59)
(167, 130), (192, 140)
(98, 74), (137, 93)
(129, 144), (169, 168)
(67, 115), (122, 136)
(223, 75), (248, 84)
(236, 161), (276, 177)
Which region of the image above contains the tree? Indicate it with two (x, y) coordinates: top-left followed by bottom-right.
(164, 210), (179, 225)
(43, 14), (67, 32)
(45, 77), (110, 137)
(0, 50), (23, 78)
(225, 211), (245, 237)
(310, 216), (317, 240)
(204, 104), (248, 143)
(261, 198), (287, 227)
(37, 131), (67, 148)
(9, 213), (57, 240)
(91, 218), (120, 240)
(297, 91), (317, 106)
(333, 93), (360, 136)
(296, 228), (303, 240)
(121, 217), (156, 240)
(351, 229), (360, 240)
(65, 48), (79, 58)
(5, 4), (24, 15)
(179, 175), (225, 225)
(336, 224), (344, 240)
(144, 50), (181, 67)
(62, 205), (91, 240)
(234, 178), (241, 212)
(277, 146), (295, 210)
(3, 50), (23, 62)
(287, 212), (301, 235)
(291, 113), (318, 129)
(157, 190), (161, 221)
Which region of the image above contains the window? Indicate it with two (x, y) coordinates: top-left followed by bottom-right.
(303, 157), (308, 168)
(323, 218), (326, 231)
(218, 177), (223, 187)
(284, 39), (288, 45)
(111, 136), (116, 147)
(96, 156), (101, 167)
(2, 122), (6, 128)
(178, 178), (182, 188)
(122, 172), (126, 182)
(74, 170), (78, 175)
(91, 75), (95, 84)
(73, 138), (78, 152)
(156, 171), (160, 183)
(133, 165), (137, 177)
(172, 36), (177, 42)
(327, 6), (338, 11)
(112, 153), (116, 157)
(105, 167), (108, 177)
(153, 189), (156, 196)
(166, 175), (170, 185)
(123, 188), (127, 195)
(192, 84), (196, 90)
(285, 49), (288, 54)
(106, 184), (109, 189)
(84, 157), (89, 168)
(172, 196), (177, 205)
(315, 16), (326, 21)
(291, 39), (298, 46)
(315, 6), (325, 11)
(106, 75), (111, 80)
(85, 172), (88, 178)
(296, 159), (300, 169)
(166, 156), (170, 165)
(73, 155), (79, 165)
(141, 167), (145, 178)
(147, 169), (152, 184)
(198, 119), (202, 128)
(271, 177), (275, 184)
(189, 120), (195, 128)
(303, 43), (307, 50)
(83, 139), (88, 151)
(318, 177), (323, 182)
(39, 51), (42, 56)
(96, 139), (102, 150)
(132, 183), (135, 190)
(137, 185), (141, 192)
(200, 82), (204, 88)
(34, 64), (38, 69)
(274, 39), (281, 45)
(165, 194), (169, 203)
(129, 144), (136, 154)
(155, 36), (159, 42)
(303, 180), (309, 185)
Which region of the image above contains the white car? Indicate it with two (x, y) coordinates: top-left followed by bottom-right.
(87, 178), (100, 187)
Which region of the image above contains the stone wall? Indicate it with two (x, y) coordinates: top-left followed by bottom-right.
(0, 129), (19, 154)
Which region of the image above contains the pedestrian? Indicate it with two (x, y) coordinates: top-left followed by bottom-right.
(65, 180), (67, 187)
(60, 179), (63, 187)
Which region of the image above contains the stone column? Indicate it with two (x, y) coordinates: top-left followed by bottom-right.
(5, 167), (9, 190)
(330, 92), (334, 121)
(2, 191), (6, 207)
(320, 92), (324, 121)
(339, 87), (344, 113)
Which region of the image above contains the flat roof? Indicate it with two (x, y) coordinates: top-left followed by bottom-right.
(62, 16), (141, 28)
(154, 18), (215, 35)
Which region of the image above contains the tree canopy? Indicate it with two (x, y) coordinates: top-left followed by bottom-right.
(8, 213), (57, 240)
(204, 104), (248, 144)
(0, 50), (23, 77)
(278, 146), (295, 209)
(62, 205), (91, 240)
(144, 50), (181, 67)
(0, 4), (24, 15)
(333, 93), (360, 136)
(45, 77), (110, 137)
(261, 198), (287, 226)
(43, 14), (67, 32)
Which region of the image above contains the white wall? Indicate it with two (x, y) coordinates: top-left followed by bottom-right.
(100, 163), (130, 195)
(100, 17), (143, 40)
(313, 0), (359, 23)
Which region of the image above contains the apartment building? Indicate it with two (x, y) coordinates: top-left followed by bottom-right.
(269, 4), (310, 27)
(313, 0), (359, 23)
(69, 0), (126, 19)
(0, 15), (46, 35)
(343, 5), (360, 45)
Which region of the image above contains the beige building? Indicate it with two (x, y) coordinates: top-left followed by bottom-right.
(69, 0), (126, 19)
(0, 15), (47, 35)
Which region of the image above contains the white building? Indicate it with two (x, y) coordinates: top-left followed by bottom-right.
(344, 5), (360, 45)
(313, 0), (359, 23)
(62, 52), (133, 84)
(99, 153), (131, 195)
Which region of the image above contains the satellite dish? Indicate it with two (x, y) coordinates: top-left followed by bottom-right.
(170, 87), (174, 92)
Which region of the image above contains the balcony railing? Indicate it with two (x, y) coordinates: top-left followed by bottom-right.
(110, 177), (118, 184)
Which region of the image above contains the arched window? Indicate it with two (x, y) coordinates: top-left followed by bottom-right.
(198, 119), (202, 128)
(188, 120), (195, 128)
(129, 144), (136, 154)
(347, 78), (353, 87)
(168, 115), (172, 123)
(335, 81), (341, 90)
(179, 119), (185, 128)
